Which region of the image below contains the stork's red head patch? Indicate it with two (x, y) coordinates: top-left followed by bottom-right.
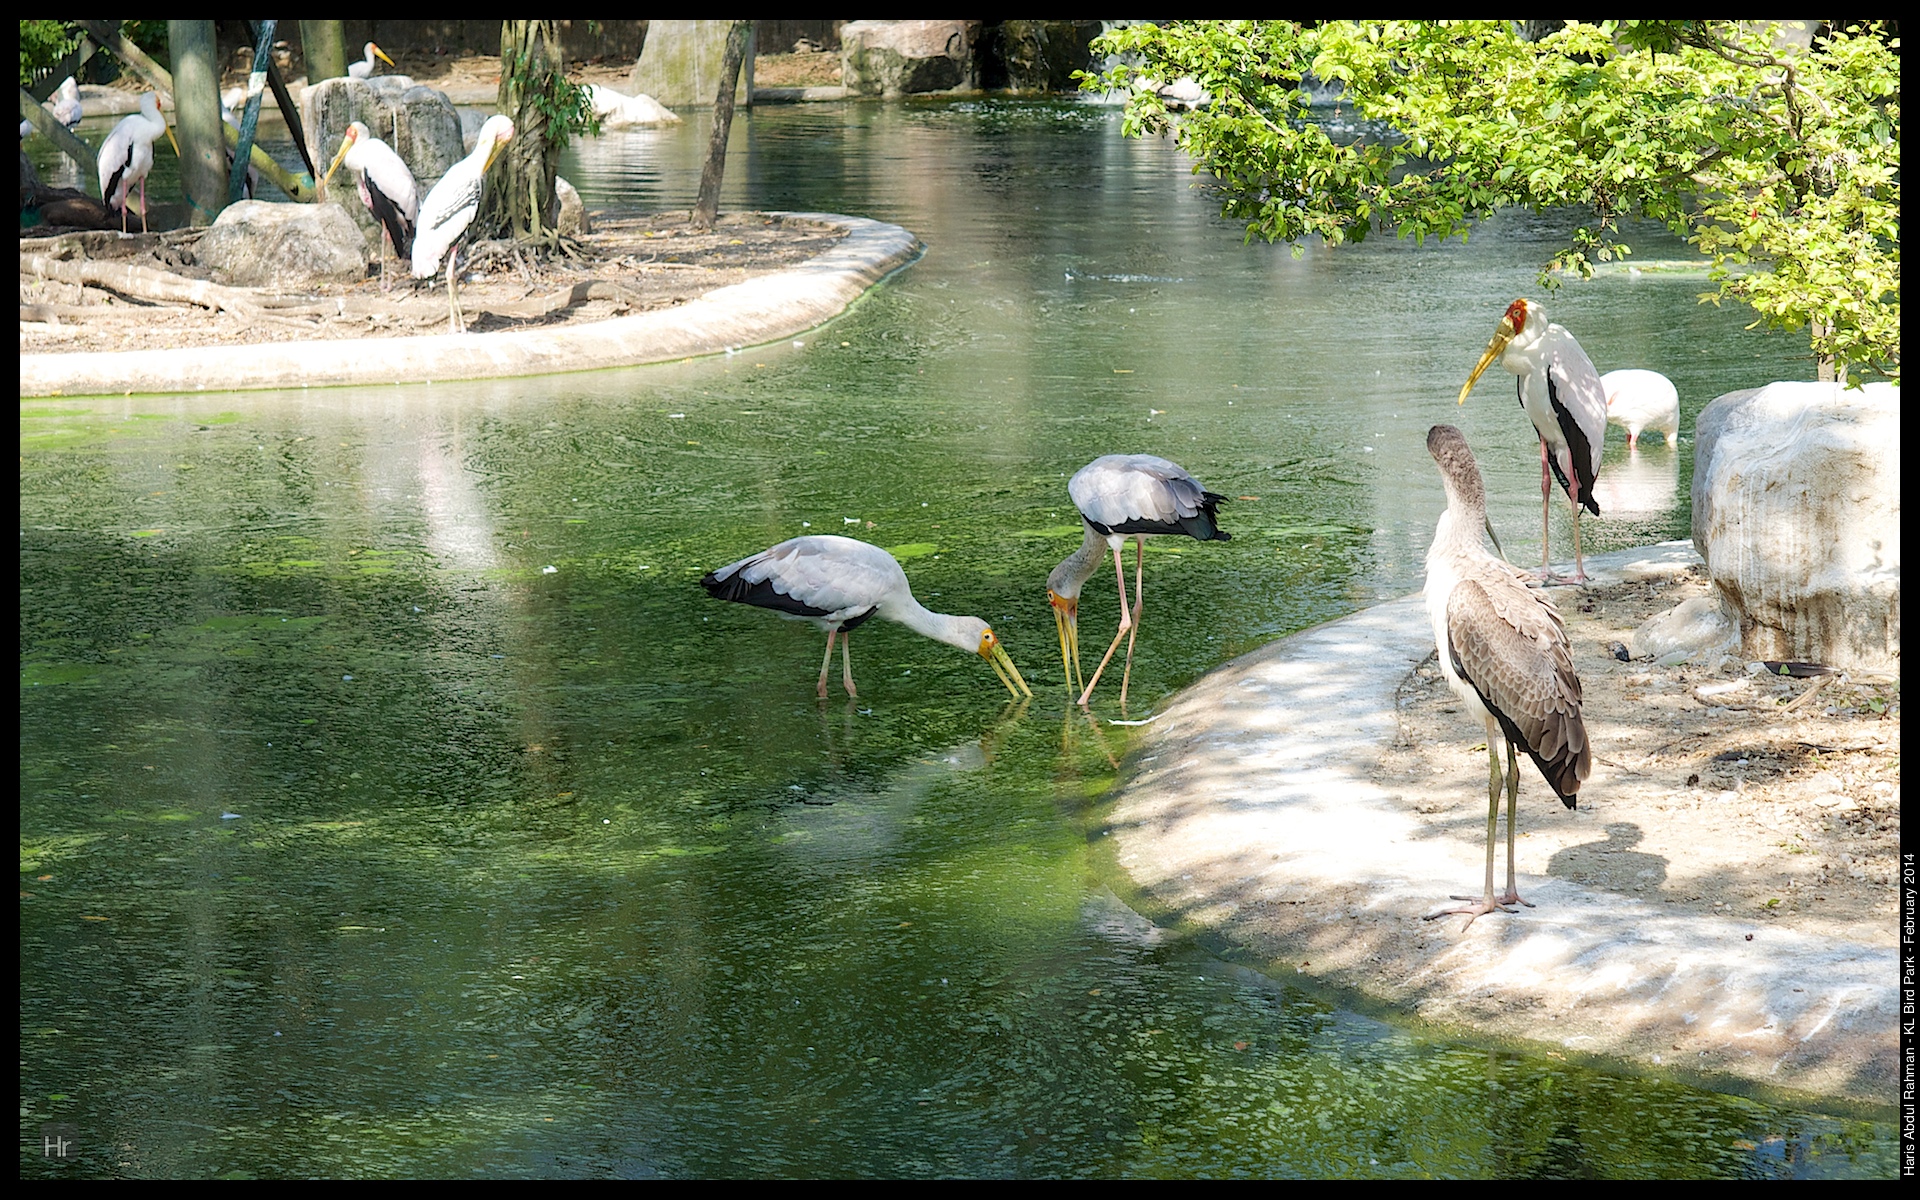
(1504, 298), (1530, 331)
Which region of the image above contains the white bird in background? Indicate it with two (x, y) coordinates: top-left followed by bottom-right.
(1458, 297), (1608, 583)
(347, 41), (395, 81)
(217, 94), (259, 199)
(50, 76), (84, 128)
(1601, 368), (1680, 450)
(701, 535), (1032, 701)
(410, 114), (513, 333)
(21, 76), (84, 139)
(97, 90), (179, 234)
(323, 120), (419, 289)
(1047, 454), (1231, 708)
(1421, 424), (1589, 930)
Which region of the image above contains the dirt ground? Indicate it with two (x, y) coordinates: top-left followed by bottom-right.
(1382, 564), (1901, 940)
(19, 211), (848, 353)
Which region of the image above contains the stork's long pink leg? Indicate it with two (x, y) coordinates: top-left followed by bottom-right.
(840, 632), (857, 698)
(1077, 544), (1135, 707)
(1118, 537), (1146, 707)
(817, 630), (838, 699)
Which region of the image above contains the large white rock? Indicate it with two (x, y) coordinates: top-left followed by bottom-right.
(840, 21), (979, 96)
(585, 85), (679, 129)
(195, 200), (367, 288)
(1691, 380), (1900, 671)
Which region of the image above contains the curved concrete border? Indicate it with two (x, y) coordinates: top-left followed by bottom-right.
(20, 212), (921, 398)
(1106, 541), (1895, 1106)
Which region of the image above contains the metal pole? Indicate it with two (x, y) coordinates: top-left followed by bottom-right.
(230, 20), (277, 204)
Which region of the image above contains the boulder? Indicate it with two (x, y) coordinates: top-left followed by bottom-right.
(840, 21), (979, 97)
(555, 176), (588, 237)
(984, 20), (1105, 92)
(586, 85), (680, 129)
(629, 21), (754, 108)
(195, 200), (367, 288)
(1691, 381), (1900, 672)
(1631, 595), (1740, 665)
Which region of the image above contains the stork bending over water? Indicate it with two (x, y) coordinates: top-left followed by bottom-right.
(1047, 454), (1231, 708)
(702, 535), (1031, 701)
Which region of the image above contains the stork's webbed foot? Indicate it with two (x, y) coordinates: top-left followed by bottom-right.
(1494, 888), (1535, 910)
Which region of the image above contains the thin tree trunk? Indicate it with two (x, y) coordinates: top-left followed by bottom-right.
(692, 21), (753, 231)
(486, 20), (566, 243)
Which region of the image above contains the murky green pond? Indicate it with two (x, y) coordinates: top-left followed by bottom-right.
(21, 100), (1893, 1177)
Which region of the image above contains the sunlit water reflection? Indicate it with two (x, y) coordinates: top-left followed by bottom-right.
(21, 99), (1890, 1178)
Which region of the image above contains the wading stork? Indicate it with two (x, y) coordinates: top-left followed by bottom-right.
(1047, 454), (1231, 708)
(1601, 369), (1680, 449)
(1458, 298), (1607, 583)
(97, 90), (178, 234)
(348, 42), (395, 81)
(1421, 424), (1589, 929)
(410, 114), (513, 333)
(323, 121), (419, 288)
(702, 535), (1032, 701)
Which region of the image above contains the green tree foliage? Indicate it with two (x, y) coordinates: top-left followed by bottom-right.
(19, 19), (169, 84)
(1089, 20), (1899, 383)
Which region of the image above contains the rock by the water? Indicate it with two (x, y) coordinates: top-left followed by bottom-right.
(305, 76), (463, 191)
(1631, 595), (1740, 665)
(840, 21), (979, 96)
(585, 85), (679, 129)
(985, 20), (1104, 92)
(1691, 380), (1900, 672)
(195, 200), (367, 288)
(555, 177), (588, 237)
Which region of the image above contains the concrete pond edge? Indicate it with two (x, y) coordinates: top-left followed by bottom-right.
(1103, 540), (1896, 1109)
(19, 212), (922, 398)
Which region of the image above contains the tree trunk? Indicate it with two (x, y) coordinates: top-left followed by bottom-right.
(483, 20), (568, 243)
(167, 21), (226, 227)
(691, 21), (753, 231)
(300, 21), (347, 83)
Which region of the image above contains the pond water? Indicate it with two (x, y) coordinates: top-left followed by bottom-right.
(21, 99), (1893, 1178)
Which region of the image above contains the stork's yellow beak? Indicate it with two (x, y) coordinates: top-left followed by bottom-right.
(372, 43), (394, 67)
(164, 124), (180, 159)
(321, 133), (353, 189)
(978, 629), (1032, 699)
(1458, 314), (1518, 405)
(1049, 591), (1083, 698)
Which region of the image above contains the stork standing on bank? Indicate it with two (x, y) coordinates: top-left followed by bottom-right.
(1601, 369), (1680, 450)
(323, 121), (419, 289)
(702, 535), (1031, 701)
(1421, 424), (1589, 929)
(411, 114), (513, 333)
(348, 42), (395, 81)
(1047, 454), (1231, 708)
(97, 90), (178, 234)
(1458, 298), (1607, 583)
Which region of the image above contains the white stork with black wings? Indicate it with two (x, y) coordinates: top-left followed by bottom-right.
(702, 534), (1031, 701)
(324, 121), (419, 288)
(1458, 298), (1608, 583)
(1046, 454), (1231, 708)
(411, 114), (513, 332)
(97, 90), (177, 234)
(1421, 424), (1589, 929)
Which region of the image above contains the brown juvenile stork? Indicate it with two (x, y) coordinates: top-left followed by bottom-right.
(1421, 425), (1590, 928)
(1458, 298), (1608, 583)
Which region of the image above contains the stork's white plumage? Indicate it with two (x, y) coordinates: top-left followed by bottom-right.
(97, 91), (178, 234)
(702, 534), (1031, 700)
(49, 77), (84, 129)
(411, 114), (513, 332)
(324, 121), (419, 288)
(1601, 368), (1680, 449)
(348, 42), (394, 80)
(1421, 425), (1589, 929)
(1047, 454), (1231, 707)
(1458, 297), (1608, 582)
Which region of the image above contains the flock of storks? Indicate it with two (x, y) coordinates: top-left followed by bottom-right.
(703, 301), (1680, 928)
(38, 70), (1688, 928)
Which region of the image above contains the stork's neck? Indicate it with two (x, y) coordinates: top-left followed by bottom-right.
(1048, 525), (1106, 600)
(883, 594), (978, 654)
(1431, 477), (1491, 563)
